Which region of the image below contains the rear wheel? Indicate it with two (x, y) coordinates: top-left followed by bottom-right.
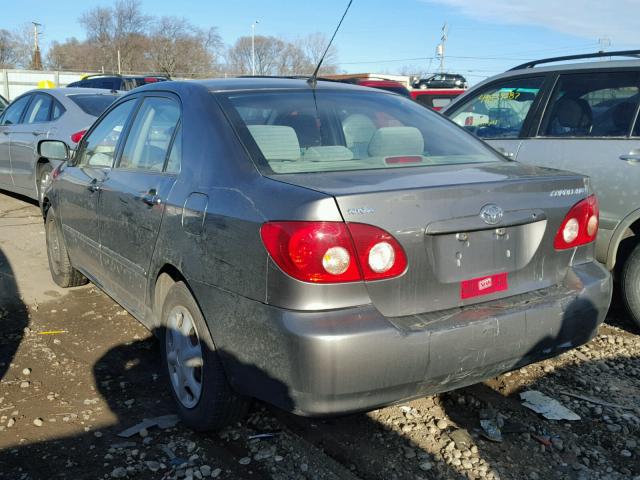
(45, 208), (88, 288)
(160, 281), (249, 431)
(621, 242), (640, 329)
(37, 163), (53, 206)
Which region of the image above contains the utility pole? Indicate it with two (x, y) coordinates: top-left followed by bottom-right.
(31, 21), (43, 70)
(117, 49), (122, 74)
(251, 20), (260, 75)
(436, 22), (447, 74)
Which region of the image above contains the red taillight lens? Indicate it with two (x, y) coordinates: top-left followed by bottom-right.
(260, 221), (407, 283)
(554, 195), (599, 250)
(144, 77), (159, 83)
(71, 129), (87, 144)
(347, 223), (408, 280)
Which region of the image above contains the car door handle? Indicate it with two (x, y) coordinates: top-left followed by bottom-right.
(87, 179), (101, 193)
(620, 153), (640, 163)
(140, 189), (161, 207)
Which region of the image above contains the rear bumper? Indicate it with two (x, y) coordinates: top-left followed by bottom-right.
(196, 261), (611, 416)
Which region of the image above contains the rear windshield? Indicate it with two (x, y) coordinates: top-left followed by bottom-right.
(68, 94), (119, 117)
(219, 89), (499, 174)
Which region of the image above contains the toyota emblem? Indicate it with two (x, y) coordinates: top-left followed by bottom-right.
(480, 204), (504, 225)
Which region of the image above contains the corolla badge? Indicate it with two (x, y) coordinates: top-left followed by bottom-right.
(480, 204), (504, 225)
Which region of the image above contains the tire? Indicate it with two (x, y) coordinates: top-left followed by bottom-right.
(621, 241), (640, 329)
(160, 281), (249, 431)
(45, 207), (88, 288)
(37, 163), (53, 207)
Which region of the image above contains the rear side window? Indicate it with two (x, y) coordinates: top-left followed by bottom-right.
(24, 94), (53, 124)
(69, 94), (119, 117)
(447, 77), (544, 139)
(78, 100), (136, 168)
(51, 100), (65, 120)
(1, 95), (31, 125)
(220, 90), (499, 174)
(119, 97), (180, 172)
(540, 71), (640, 137)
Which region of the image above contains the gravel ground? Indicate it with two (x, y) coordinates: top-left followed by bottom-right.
(1, 193), (639, 480)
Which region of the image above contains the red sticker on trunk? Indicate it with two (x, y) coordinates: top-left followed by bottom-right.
(460, 272), (508, 300)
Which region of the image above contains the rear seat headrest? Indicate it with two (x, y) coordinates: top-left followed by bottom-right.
(303, 146), (354, 162)
(247, 125), (301, 161)
(368, 126), (425, 157)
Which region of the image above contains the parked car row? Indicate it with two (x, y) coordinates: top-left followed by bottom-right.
(67, 73), (169, 91)
(1, 52), (635, 433)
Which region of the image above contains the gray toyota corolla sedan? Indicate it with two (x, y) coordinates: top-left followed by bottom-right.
(40, 78), (612, 431)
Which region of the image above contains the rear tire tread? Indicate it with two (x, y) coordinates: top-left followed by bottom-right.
(621, 241), (640, 329)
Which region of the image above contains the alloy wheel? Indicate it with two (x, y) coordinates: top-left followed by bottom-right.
(165, 305), (204, 409)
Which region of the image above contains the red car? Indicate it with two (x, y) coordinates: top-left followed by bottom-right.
(411, 89), (465, 111)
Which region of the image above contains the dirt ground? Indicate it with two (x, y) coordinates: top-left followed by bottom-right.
(1, 192), (639, 480)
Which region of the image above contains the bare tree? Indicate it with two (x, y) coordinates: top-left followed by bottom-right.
(299, 33), (338, 74)
(0, 29), (19, 68)
(148, 17), (221, 77)
(227, 35), (287, 76)
(79, 0), (150, 73)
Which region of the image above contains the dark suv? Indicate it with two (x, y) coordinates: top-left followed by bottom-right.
(413, 73), (468, 90)
(67, 74), (168, 91)
(443, 49), (640, 327)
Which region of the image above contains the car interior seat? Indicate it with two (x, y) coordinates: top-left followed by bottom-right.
(342, 114), (377, 159)
(368, 126), (425, 158)
(247, 125), (301, 162)
(547, 96), (593, 136)
(610, 101), (636, 136)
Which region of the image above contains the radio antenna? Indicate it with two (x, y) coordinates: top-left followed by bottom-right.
(308, 0), (354, 88)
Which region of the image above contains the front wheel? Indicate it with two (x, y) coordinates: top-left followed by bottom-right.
(161, 281), (249, 431)
(621, 242), (640, 329)
(45, 208), (88, 288)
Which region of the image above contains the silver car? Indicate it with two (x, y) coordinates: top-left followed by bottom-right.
(444, 50), (640, 327)
(0, 88), (119, 204)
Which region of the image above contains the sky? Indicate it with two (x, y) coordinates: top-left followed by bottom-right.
(4, 0), (639, 84)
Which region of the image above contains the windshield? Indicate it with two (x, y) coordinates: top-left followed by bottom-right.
(68, 94), (119, 117)
(219, 90), (500, 174)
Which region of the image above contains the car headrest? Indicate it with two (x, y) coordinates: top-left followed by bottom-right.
(303, 146), (354, 162)
(554, 97), (592, 130)
(247, 125), (301, 161)
(342, 114), (376, 148)
(368, 126), (425, 157)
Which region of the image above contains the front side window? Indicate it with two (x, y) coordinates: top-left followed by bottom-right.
(1, 95), (31, 125)
(540, 72), (640, 138)
(24, 94), (53, 124)
(448, 77), (544, 139)
(220, 89), (500, 174)
(119, 97), (180, 171)
(78, 100), (136, 168)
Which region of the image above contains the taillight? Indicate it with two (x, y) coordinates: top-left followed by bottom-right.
(554, 195), (599, 250)
(260, 221), (407, 283)
(71, 129), (87, 144)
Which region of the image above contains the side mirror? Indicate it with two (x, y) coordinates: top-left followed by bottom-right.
(38, 140), (69, 161)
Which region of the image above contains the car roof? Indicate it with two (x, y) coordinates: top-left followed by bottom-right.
(133, 77), (386, 94)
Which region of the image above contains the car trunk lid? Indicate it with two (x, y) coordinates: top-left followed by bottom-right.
(268, 162), (591, 317)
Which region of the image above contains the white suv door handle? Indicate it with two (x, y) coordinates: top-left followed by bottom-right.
(620, 153), (640, 163)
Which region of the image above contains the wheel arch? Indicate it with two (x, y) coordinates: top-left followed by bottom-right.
(607, 209), (640, 270)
